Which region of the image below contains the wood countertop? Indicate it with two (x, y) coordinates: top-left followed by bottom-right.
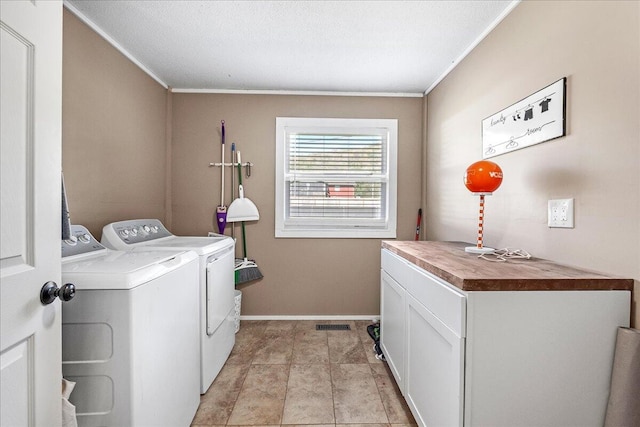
(382, 241), (634, 292)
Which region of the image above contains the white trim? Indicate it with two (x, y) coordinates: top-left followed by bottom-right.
(63, 0), (169, 89)
(172, 88), (424, 98)
(239, 315), (380, 321)
(424, 0), (521, 95)
(275, 117), (398, 239)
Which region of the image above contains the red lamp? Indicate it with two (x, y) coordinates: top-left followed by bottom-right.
(463, 160), (503, 254)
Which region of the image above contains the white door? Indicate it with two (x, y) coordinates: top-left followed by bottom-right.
(1, 1), (63, 426)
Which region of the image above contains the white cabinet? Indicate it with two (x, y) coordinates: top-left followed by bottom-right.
(381, 248), (466, 427)
(380, 247), (631, 427)
(380, 270), (406, 391)
(406, 292), (465, 427)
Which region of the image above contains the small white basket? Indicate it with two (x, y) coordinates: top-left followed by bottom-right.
(233, 290), (242, 333)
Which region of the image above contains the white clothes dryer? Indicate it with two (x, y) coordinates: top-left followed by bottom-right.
(61, 225), (200, 427)
(101, 219), (235, 394)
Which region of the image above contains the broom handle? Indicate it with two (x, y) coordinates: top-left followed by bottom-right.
(241, 221), (248, 259)
(237, 152), (243, 186)
(237, 152), (248, 259)
(231, 143), (236, 239)
(220, 121), (225, 205)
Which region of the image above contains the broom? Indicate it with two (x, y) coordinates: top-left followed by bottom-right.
(235, 223), (263, 284)
(233, 154), (263, 284)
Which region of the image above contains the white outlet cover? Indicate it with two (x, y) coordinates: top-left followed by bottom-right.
(548, 198), (574, 228)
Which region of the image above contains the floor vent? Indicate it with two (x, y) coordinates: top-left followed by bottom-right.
(316, 324), (351, 331)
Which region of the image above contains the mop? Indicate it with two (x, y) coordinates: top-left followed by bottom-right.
(215, 120), (228, 234)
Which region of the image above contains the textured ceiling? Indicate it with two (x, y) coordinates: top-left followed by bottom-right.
(64, 0), (517, 94)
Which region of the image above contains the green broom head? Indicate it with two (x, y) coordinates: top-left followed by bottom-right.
(235, 257), (263, 285)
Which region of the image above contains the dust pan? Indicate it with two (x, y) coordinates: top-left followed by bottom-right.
(227, 152), (259, 222)
(227, 184), (259, 222)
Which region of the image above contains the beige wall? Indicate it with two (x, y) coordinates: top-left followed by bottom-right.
(171, 94), (424, 315)
(425, 0), (640, 326)
(62, 8), (423, 316)
(62, 9), (168, 238)
(62, 1), (639, 322)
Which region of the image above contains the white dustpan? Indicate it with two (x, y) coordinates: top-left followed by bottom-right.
(227, 152), (260, 222)
(227, 185), (259, 222)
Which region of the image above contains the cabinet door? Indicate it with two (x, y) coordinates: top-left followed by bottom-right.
(380, 270), (406, 393)
(406, 293), (464, 427)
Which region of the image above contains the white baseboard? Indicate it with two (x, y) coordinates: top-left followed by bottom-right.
(239, 314), (380, 321)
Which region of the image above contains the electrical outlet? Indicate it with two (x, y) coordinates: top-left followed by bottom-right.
(548, 198), (574, 228)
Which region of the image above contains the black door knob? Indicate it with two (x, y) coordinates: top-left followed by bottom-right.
(40, 281), (76, 305)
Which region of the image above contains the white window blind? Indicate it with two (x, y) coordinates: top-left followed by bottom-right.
(276, 117), (397, 238)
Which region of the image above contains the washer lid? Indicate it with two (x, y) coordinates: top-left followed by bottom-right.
(61, 249), (198, 290)
(139, 235), (233, 256)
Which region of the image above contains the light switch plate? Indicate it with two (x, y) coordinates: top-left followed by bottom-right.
(548, 198), (574, 228)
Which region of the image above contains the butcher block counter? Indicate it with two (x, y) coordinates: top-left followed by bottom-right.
(381, 240), (634, 292)
(379, 240), (632, 427)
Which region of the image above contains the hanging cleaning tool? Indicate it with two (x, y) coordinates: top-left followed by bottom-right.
(227, 151), (260, 222)
(415, 208), (422, 241)
(216, 120), (227, 234)
(229, 152), (262, 284)
(230, 142), (236, 239)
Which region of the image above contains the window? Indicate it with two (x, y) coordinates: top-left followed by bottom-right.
(275, 117), (397, 238)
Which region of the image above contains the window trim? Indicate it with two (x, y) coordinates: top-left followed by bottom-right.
(275, 117), (397, 238)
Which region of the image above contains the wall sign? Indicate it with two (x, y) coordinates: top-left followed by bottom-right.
(482, 77), (566, 159)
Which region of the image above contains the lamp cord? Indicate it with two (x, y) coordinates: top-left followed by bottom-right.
(478, 248), (532, 262)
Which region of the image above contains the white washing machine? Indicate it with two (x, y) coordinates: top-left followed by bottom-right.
(61, 225), (200, 427)
(101, 219), (236, 394)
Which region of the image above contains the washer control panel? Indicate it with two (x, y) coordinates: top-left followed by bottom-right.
(102, 219), (173, 245)
(62, 225), (106, 257)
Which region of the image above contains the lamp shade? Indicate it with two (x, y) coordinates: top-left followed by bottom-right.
(464, 160), (503, 194)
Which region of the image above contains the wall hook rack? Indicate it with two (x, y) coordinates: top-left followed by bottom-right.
(208, 162), (254, 168)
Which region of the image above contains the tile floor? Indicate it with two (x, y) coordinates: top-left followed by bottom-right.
(191, 320), (416, 427)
